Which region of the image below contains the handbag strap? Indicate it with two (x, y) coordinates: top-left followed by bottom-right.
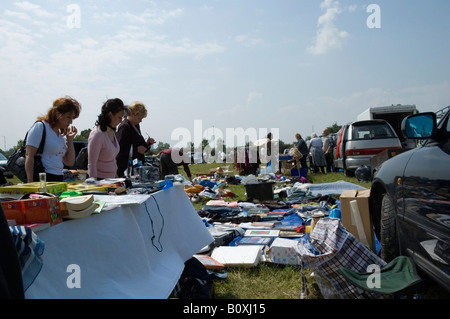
(23, 121), (46, 155)
(37, 121), (46, 155)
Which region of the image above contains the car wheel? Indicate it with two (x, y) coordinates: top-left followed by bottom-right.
(380, 194), (399, 262)
(343, 165), (354, 177)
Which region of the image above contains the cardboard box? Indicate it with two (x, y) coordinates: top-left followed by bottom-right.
(265, 237), (301, 266)
(339, 189), (375, 251)
(1, 196), (62, 226)
(211, 245), (263, 267)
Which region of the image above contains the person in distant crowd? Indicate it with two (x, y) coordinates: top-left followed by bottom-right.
(156, 148), (192, 180)
(261, 132), (276, 173)
(308, 132), (327, 174)
(116, 102), (156, 177)
(322, 128), (333, 173)
(25, 96), (81, 182)
(87, 98), (126, 180)
(295, 133), (309, 177)
(265, 132), (273, 157)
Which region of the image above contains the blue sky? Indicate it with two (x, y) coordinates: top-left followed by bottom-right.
(1, 0), (449, 150)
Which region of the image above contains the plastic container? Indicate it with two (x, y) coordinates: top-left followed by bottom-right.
(139, 166), (160, 183)
(329, 208), (342, 219)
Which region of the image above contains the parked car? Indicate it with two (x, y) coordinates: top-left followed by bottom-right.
(369, 110), (450, 292)
(333, 119), (403, 176)
(0, 153), (13, 178)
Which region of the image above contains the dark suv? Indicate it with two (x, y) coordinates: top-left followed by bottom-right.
(369, 109), (450, 292)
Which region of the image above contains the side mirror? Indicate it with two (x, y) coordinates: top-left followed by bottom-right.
(401, 112), (436, 139)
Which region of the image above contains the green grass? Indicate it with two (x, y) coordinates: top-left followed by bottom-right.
(185, 163), (450, 299)
(213, 263), (320, 299)
(185, 163), (366, 299)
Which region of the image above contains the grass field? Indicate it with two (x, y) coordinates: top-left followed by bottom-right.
(185, 163), (449, 299)
(186, 163), (362, 299)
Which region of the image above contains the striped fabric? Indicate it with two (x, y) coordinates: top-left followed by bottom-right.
(9, 226), (45, 291)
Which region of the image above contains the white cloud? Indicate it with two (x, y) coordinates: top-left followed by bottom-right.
(307, 0), (349, 55)
(235, 34), (263, 47)
(124, 8), (184, 24)
(348, 5), (359, 13)
(246, 92), (262, 104)
(218, 92), (263, 118)
(3, 9), (30, 20)
(13, 1), (56, 18)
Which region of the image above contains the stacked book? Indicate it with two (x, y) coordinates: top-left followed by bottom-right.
(60, 195), (96, 219)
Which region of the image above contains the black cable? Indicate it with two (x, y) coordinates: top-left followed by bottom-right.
(144, 196), (165, 252)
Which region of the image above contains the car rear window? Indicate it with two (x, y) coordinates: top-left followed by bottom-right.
(352, 124), (396, 140)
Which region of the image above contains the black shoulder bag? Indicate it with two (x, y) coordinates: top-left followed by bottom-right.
(7, 121), (46, 183)
(76, 146), (88, 170)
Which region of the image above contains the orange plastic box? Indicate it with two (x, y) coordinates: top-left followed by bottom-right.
(1, 196), (62, 226)
(1, 201), (26, 225)
(22, 196), (62, 226)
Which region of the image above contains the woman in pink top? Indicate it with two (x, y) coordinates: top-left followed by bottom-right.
(87, 98), (126, 180)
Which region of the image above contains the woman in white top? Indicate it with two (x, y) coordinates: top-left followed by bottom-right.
(25, 97), (81, 183)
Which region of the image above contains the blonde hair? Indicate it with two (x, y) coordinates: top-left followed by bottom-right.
(128, 102), (148, 118)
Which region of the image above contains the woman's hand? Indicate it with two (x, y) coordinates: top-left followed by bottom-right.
(146, 137), (156, 145)
(65, 126), (78, 141)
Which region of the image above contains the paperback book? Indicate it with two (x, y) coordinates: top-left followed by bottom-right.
(244, 229), (280, 237)
(237, 236), (274, 246)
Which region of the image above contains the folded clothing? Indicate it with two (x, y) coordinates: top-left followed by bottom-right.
(9, 226), (45, 291)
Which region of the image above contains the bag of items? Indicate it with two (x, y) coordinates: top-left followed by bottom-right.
(7, 122), (46, 183)
(296, 218), (389, 299)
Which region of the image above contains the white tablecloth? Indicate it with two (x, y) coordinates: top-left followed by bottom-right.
(25, 185), (214, 299)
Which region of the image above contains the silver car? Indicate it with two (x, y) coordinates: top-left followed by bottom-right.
(333, 119), (403, 176)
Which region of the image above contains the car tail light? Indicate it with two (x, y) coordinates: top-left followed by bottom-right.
(345, 147), (402, 156)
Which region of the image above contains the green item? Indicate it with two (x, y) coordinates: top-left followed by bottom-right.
(340, 256), (422, 294)
(59, 190), (83, 200)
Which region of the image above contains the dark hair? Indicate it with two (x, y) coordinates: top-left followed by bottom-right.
(95, 98), (125, 131)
